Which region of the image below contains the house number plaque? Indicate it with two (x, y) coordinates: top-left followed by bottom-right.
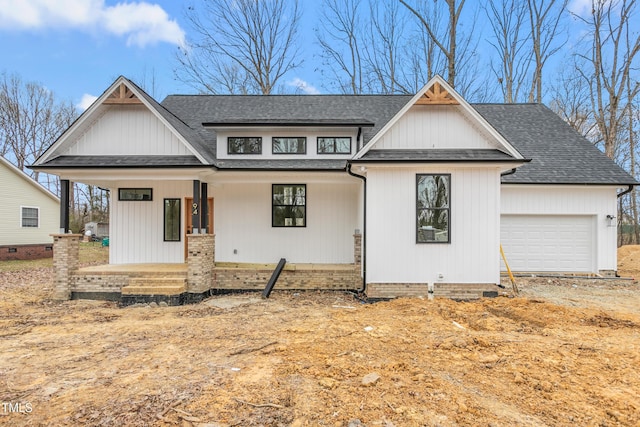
(192, 203), (199, 215)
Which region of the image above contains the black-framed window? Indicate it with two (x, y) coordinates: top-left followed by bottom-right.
(119, 188), (152, 201)
(164, 198), (181, 241)
(21, 207), (39, 228)
(228, 137), (262, 154)
(317, 137), (351, 154)
(272, 137), (306, 154)
(272, 184), (306, 227)
(416, 174), (450, 243)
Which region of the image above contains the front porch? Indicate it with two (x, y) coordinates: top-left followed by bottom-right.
(52, 233), (363, 306)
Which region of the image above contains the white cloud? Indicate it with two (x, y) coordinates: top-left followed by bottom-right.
(568, 0), (592, 16)
(0, 0), (185, 48)
(288, 77), (320, 95)
(77, 93), (98, 111)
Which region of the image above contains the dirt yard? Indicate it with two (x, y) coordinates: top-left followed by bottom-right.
(1, 245), (640, 426)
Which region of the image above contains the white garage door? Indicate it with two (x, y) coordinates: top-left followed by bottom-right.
(501, 215), (595, 272)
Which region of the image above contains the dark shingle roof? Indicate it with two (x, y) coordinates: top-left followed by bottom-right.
(354, 149), (521, 163)
(473, 104), (637, 185)
(36, 155), (204, 168)
(161, 94), (410, 152)
(121, 93), (635, 186)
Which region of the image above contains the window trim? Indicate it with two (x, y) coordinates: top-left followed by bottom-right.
(272, 184), (307, 228)
(416, 174), (451, 244)
(227, 136), (263, 154)
(272, 137), (307, 154)
(20, 206), (39, 228)
(317, 137), (352, 154)
(163, 198), (181, 242)
(118, 188), (153, 201)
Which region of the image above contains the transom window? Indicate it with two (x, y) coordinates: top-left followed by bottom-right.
(416, 174), (450, 243)
(119, 188), (152, 201)
(273, 137), (306, 154)
(228, 137), (262, 154)
(317, 137), (351, 154)
(272, 184), (306, 227)
(21, 207), (39, 228)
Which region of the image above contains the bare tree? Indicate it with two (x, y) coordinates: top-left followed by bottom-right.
(549, 65), (596, 137)
(0, 72), (76, 182)
(526, 0), (568, 102)
(175, 0), (302, 94)
(485, 0), (532, 102)
(363, 0), (408, 94)
(399, 0), (466, 88)
(575, 0), (640, 159)
(316, 0), (365, 94)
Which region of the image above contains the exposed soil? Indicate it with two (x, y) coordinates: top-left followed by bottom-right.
(1, 247), (640, 426)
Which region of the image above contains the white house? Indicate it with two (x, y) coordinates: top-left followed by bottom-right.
(31, 76), (636, 303)
(0, 156), (59, 260)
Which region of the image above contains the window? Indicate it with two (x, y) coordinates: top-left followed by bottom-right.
(21, 207), (39, 228)
(119, 188), (152, 201)
(164, 199), (181, 241)
(317, 137), (351, 154)
(273, 137), (306, 154)
(272, 184), (306, 227)
(228, 137), (262, 154)
(416, 174), (450, 243)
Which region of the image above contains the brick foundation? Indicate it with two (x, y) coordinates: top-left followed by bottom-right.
(365, 282), (504, 300)
(51, 234), (82, 300)
(214, 264), (361, 291)
(0, 244), (54, 261)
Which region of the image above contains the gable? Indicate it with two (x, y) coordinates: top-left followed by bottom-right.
(355, 76), (524, 160)
(372, 104), (504, 151)
(0, 157), (58, 203)
(58, 105), (193, 157)
(34, 77), (207, 167)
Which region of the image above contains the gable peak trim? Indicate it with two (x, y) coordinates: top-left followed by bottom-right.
(103, 82), (143, 105)
(414, 81), (459, 105)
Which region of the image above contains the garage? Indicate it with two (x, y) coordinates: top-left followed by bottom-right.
(500, 215), (595, 273)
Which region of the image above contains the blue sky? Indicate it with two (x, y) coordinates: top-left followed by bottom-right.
(0, 0), (593, 111)
(0, 0), (322, 110)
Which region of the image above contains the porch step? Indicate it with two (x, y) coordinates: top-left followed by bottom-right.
(122, 277), (187, 296)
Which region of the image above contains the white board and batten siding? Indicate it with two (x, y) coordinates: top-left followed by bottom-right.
(110, 180), (191, 264)
(500, 185), (619, 273)
(366, 166), (502, 285)
(0, 159), (59, 245)
(212, 173), (361, 264)
(60, 106), (192, 156)
(372, 105), (502, 151)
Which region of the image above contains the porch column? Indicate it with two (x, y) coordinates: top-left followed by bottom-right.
(60, 179), (70, 233)
(200, 182), (208, 232)
(192, 179), (201, 234)
(51, 233), (82, 300)
(187, 233), (215, 296)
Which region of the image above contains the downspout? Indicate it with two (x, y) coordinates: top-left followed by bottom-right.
(500, 168), (517, 177)
(347, 162), (367, 293)
(617, 185), (634, 198)
(356, 127), (363, 151)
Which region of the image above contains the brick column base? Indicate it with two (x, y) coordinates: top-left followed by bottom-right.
(51, 234), (82, 300)
(187, 234), (215, 294)
(353, 233), (362, 266)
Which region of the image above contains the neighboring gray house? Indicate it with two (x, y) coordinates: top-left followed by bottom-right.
(0, 156), (59, 260)
(31, 76), (636, 302)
